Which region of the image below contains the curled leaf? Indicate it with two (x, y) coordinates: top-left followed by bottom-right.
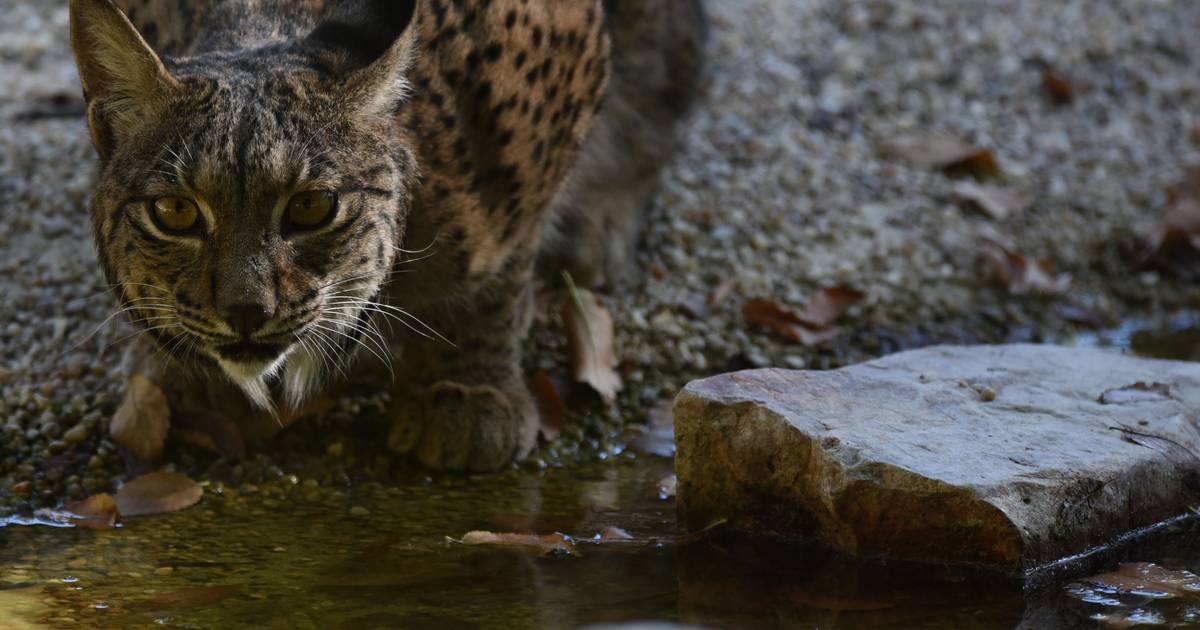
(562, 288), (622, 405)
(952, 182), (1031, 221)
(978, 235), (1070, 295)
(742, 299), (847, 347)
(110, 374), (170, 462)
(114, 471), (203, 517)
(878, 132), (1000, 177)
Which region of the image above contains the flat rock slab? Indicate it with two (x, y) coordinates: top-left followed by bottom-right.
(674, 344), (1200, 574)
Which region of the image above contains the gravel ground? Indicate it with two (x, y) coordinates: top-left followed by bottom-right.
(2, 0), (1200, 507)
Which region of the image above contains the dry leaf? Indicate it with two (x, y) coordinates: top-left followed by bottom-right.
(110, 374), (171, 462)
(1042, 68), (1076, 104)
(36, 494), (120, 530)
(459, 531), (578, 557)
(147, 585), (240, 610)
(794, 286), (866, 328)
(742, 299), (845, 346)
(530, 370), (567, 442)
(1081, 563), (1200, 598)
(878, 132), (1000, 177)
(978, 235), (1070, 295)
(1125, 168), (1200, 277)
(1192, 124), (1200, 145)
(562, 289), (622, 405)
(114, 471), (203, 517)
(1099, 382), (1172, 405)
(952, 182), (1031, 220)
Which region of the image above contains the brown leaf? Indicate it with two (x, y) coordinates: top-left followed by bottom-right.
(1081, 563), (1200, 599)
(1042, 68), (1076, 104)
(793, 286), (866, 328)
(1192, 124), (1200, 146)
(742, 299), (847, 346)
(459, 531), (578, 557)
(147, 585), (240, 610)
(1125, 168), (1200, 277)
(562, 289), (622, 405)
(978, 236), (1070, 295)
(877, 132), (1001, 177)
(1099, 382), (1172, 405)
(952, 182), (1031, 221)
(110, 374), (171, 462)
(36, 494), (120, 530)
(114, 471), (203, 517)
(530, 370), (567, 442)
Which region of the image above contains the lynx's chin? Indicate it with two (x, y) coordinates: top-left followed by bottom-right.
(217, 345), (328, 413)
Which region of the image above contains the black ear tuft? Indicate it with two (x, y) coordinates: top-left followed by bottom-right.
(308, 0), (418, 69)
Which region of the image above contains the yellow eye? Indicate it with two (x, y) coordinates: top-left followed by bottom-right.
(286, 190), (337, 230)
(151, 197), (200, 234)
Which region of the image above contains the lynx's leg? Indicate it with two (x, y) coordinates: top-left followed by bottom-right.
(540, 0), (707, 288)
(386, 270), (539, 471)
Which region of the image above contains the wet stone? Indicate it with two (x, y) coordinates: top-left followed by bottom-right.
(675, 344), (1200, 574)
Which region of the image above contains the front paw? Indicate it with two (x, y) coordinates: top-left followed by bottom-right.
(387, 380), (538, 471)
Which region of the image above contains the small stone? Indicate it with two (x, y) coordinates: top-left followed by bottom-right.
(10, 481), (31, 495)
(349, 506), (370, 517)
(979, 387), (997, 402)
(326, 442), (344, 457)
(62, 423), (88, 444)
(153, 567), (174, 576)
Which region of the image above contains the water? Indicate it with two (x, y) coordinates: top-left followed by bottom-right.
(6, 320), (1200, 629)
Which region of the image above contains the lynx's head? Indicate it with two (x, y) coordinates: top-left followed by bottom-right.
(70, 0), (419, 409)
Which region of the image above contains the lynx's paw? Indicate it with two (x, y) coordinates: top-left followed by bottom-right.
(387, 380), (538, 471)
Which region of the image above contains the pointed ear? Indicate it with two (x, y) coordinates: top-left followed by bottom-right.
(307, 0), (419, 116)
(70, 0), (180, 159)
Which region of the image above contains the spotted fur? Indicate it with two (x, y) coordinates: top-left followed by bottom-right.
(71, 0), (704, 470)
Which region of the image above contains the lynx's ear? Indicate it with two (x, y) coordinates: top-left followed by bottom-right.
(308, 0), (419, 117)
(70, 0), (180, 159)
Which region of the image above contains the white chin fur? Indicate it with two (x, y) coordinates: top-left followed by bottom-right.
(217, 346), (326, 413)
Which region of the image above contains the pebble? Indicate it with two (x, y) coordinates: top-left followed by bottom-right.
(349, 506), (370, 517)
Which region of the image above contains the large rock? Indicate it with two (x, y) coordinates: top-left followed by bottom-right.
(674, 344), (1200, 574)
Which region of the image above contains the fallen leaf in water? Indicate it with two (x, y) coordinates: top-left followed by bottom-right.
(530, 370), (567, 442)
(36, 494), (119, 530)
(459, 531), (578, 557)
(978, 235), (1070, 295)
(742, 299), (846, 346)
(110, 374), (170, 462)
(1042, 68), (1076, 104)
(1099, 382), (1173, 405)
(1080, 563), (1200, 598)
(562, 287), (622, 405)
(952, 182), (1031, 221)
(114, 471), (203, 517)
(877, 132), (1000, 177)
(147, 585), (240, 610)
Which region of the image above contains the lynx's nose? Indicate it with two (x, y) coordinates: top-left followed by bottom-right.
(223, 302), (275, 337)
